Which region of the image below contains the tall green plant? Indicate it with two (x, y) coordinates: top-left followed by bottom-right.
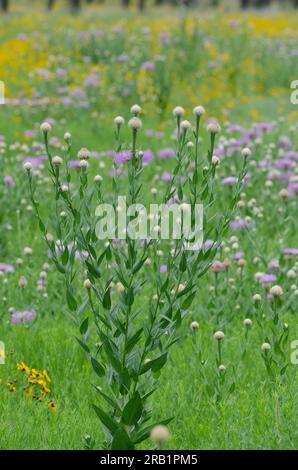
(24, 105), (247, 449)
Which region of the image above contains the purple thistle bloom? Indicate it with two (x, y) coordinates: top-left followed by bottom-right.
(258, 274), (277, 284)
(221, 176), (238, 186)
(0, 263), (14, 273)
(68, 160), (81, 168)
(288, 182), (298, 193)
(158, 148), (175, 159)
(4, 175), (14, 189)
(234, 252), (244, 260)
(283, 248), (298, 256)
(159, 265), (167, 273)
(11, 310), (36, 325)
(113, 151), (132, 165)
(141, 61), (155, 71)
(278, 136), (293, 149)
(142, 150), (153, 163)
(275, 159), (295, 170)
(161, 172), (172, 182)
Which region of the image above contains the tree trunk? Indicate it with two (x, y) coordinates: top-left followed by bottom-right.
(0, 0), (9, 12)
(138, 0), (145, 10)
(69, 0), (81, 11)
(122, 0), (130, 7)
(47, 0), (55, 10)
(240, 0), (250, 8)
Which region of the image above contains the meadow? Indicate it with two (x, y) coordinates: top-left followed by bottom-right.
(0, 2), (298, 451)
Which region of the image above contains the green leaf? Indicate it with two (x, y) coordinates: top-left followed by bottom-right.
(122, 392), (143, 426)
(90, 357), (105, 377)
(111, 428), (134, 450)
(125, 328), (143, 354)
(92, 404), (118, 434)
(179, 252), (187, 273)
(95, 387), (121, 413)
(181, 292), (196, 310)
(61, 246), (69, 266)
(76, 337), (90, 354)
(102, 288), (111, 310)
(80, 317), (89, 335)
(124, 288), (134, 307)
(140, 352), (168, 375)
(85, 261), (101, 279)
(66, 288), (77, 311)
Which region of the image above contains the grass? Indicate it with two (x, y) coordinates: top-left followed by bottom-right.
(2, 313), (298, 449)
(0, 3), (298, 451)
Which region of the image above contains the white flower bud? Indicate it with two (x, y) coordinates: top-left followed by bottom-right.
(214, 331), (225, 340)
(94, 174), (103, 183)
(128, 117), (142, 129)
(242, 147), (251, 157)
(114, 116), (125, 126)
(40, 121), (52, 134)
(173, 106), (184, 117)
(23, 162), (32, 171)
(212, 155), (220, 166)
(78, 147), (91, 160)
(270, 285), (283, 297)
(79, 159), (89, 169)
(207, 122), (221, 134)
(261, 342), (271, 351)
(130, 104), (142, 115)
(193, 106), (206, 116)
(83, 279), (92, 289)
(150, 425), (170, 444)
(180, 120), (192, 131)
(52, 156), (63, 166)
